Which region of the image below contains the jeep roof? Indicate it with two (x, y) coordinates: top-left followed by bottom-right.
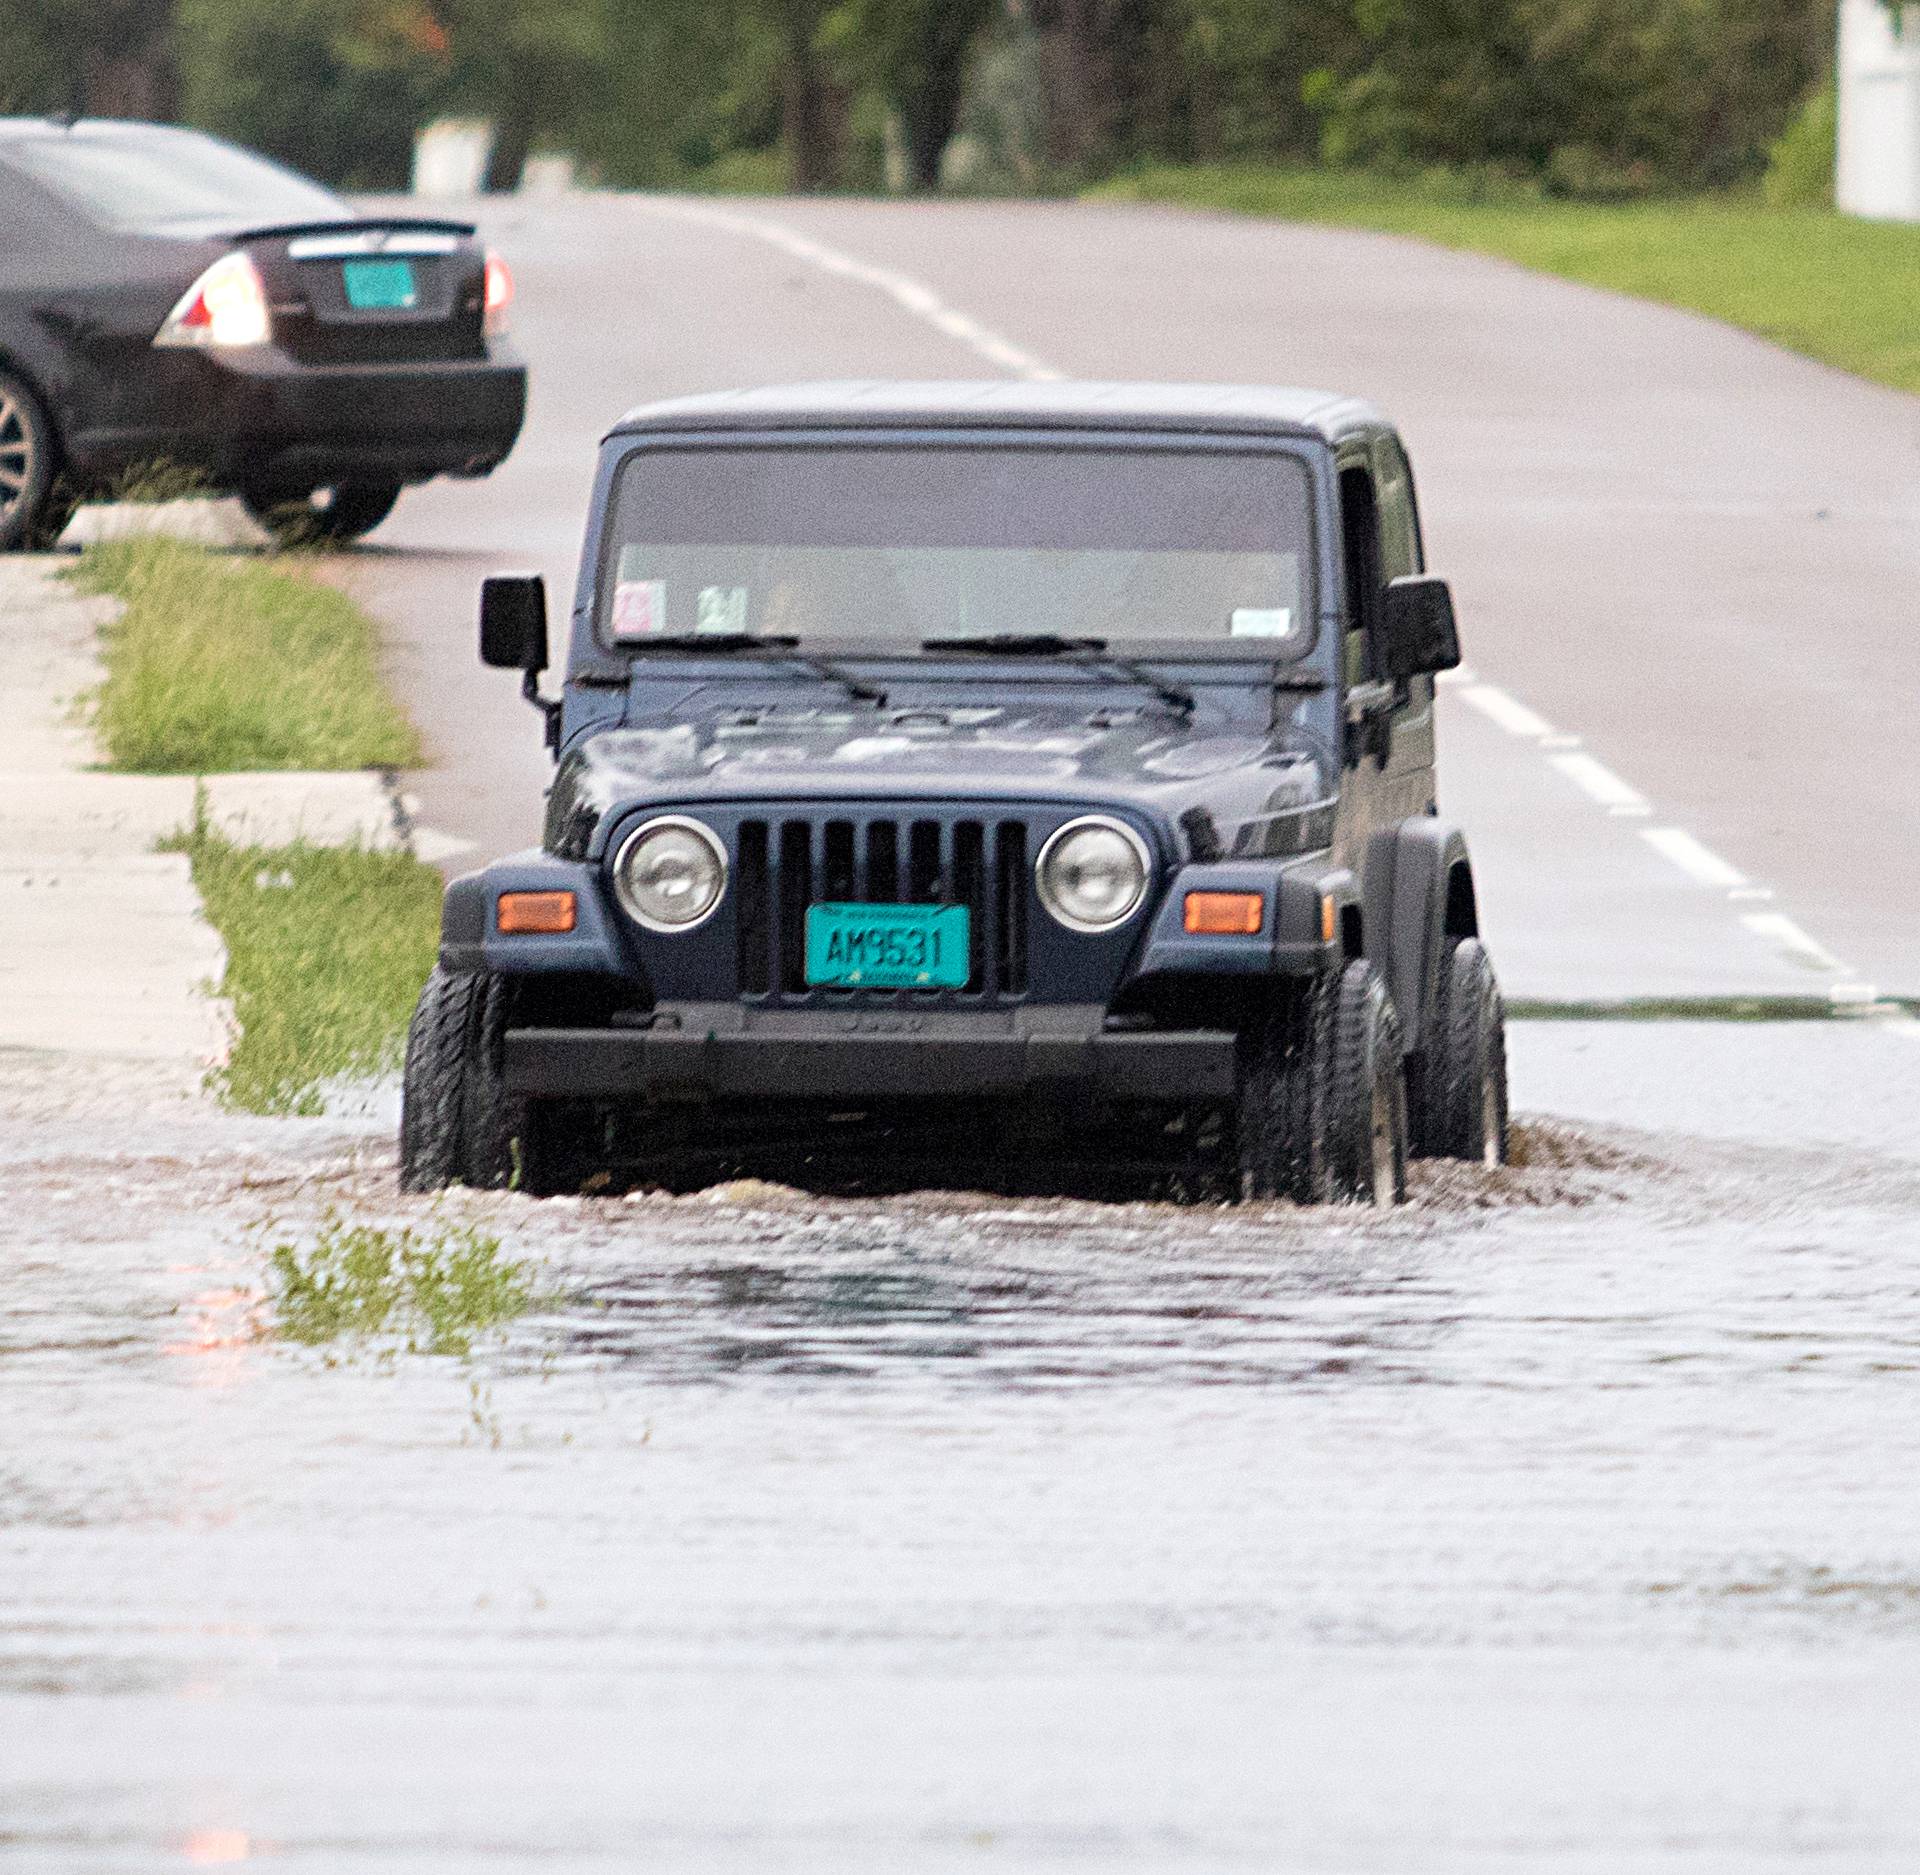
(608, 380), (1391, 446)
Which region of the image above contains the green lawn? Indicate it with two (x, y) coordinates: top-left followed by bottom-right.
(1091, 166), (1920, 398)
(73, 536), (421, 774)
(167, 823), (442, 1115)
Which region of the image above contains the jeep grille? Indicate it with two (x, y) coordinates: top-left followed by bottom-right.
(735, 815), (1030, 1002)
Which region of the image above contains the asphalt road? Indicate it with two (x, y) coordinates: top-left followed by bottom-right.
(349, 191), (1920, 1004)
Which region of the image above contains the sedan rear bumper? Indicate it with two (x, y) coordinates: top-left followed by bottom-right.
(502, 1023), (1239, 1104)
(65, 345), (527, 491)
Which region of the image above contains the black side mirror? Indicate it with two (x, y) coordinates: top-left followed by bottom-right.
(1380, 575), (1461, 681)
(480, 573), (548, 673)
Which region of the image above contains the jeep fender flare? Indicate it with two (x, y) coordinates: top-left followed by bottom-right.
(1361, 818), (1479, 1055)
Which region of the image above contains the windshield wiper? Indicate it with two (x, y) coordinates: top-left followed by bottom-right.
(921, 633), (1196, 718)
(622, 633), (885, 706)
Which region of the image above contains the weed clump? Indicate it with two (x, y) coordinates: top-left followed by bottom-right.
(268, 1212), (535, 1355)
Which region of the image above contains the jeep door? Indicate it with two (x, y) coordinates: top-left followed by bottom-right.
(1332, 437), (1438, 871)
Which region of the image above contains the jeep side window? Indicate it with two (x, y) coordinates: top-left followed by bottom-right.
(1338, 463), (1382, 689)
(1373, 438), (1422, 582)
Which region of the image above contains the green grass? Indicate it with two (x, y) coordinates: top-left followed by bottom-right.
(72, 535), (421, 773)
(267, 1210), (535, 1355)
(168, 821), (442, 1114)
(1090, 165), (1920, 397)
(1508, 996), (1918, 1022)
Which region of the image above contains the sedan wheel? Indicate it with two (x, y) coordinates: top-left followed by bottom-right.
(0, 371), (60, 553)
(243, 480), (402, 547)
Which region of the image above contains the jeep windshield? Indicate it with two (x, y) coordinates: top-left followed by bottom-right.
(597, 444), (1314, 656)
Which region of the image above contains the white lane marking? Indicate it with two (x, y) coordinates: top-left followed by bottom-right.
(1740, 911), (1848, 974)
(1550, 750), (1648, 813)
(1459, 683), (1555, 739)
(1828, 981), (1882, 1005)
(641, 198), (1066, 383)
(1641, 827), (1747, 890)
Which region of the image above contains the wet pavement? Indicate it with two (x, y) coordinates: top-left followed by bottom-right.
(3, 1022), (1918, 1871)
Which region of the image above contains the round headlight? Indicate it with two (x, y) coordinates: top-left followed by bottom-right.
(1035, 817), (1151, 933)
(612, 816), (727, 932)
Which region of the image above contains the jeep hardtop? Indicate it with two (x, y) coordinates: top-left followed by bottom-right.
(400, 381), (1507, 1203)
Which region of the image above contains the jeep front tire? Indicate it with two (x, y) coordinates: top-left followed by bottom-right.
(1236, 959), (1409, 1207)
(399, 967), (518, 1192)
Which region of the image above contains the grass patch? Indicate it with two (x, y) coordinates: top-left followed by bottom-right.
(168, 820), (441, 1114)
(72, 535), (420, 773)
(267, 1210), (535, 1355)
(1508, 996), (1918, 1022)
(102, 458), (218, 505)
(1090, 165), (1920, 397)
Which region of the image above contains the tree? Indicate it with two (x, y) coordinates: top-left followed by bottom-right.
(177, 0), (442, 187)
(425, 0), (609, 190)
(0, 0), (179, 119)
(826, 0), (998, 188)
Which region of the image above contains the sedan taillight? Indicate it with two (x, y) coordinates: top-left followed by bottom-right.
(483, 249), (514, 336)
(154, 252), (271, 349)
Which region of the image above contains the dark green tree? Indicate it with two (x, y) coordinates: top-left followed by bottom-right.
(826, 0), (998, 188)
(0, 0), (179, 118)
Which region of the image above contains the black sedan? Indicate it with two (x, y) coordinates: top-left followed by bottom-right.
(0, 118), (526, 549)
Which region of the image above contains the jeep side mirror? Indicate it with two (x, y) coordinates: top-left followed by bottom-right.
(480, 573), (548, 674)
(1381, 575), (1461, 681)
(480, 573), (561, 757)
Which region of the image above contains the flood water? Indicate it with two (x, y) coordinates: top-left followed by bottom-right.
(3, 1022), (1918, 1872)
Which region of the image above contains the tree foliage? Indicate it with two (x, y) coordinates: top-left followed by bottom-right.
(0, 0), (1841, 200)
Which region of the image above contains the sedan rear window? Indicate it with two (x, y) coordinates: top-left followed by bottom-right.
(3, 127), (345, 235)
(601, 444), (1316, 653)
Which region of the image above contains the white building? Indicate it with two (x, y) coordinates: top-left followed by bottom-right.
(1837, 0), (1920, 220)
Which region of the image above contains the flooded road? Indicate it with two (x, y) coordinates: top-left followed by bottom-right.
(4, 1023), (1918, 1871)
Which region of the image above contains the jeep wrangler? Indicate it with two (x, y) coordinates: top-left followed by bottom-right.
(400, 382), (1507, 1204)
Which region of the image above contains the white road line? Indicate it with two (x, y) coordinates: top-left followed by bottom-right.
(640, 198), (1066, 383)
(1828, 981), (1882, 1006)
(1459, 682), (1555, 739)
(1550, 750), (1648, 814)
(1740, 911), (1848, 974)
(1641, 827), (1747, 890)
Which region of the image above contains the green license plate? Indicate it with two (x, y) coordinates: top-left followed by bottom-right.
(342, 257), (418, 310)
(805, 901), (970, 989)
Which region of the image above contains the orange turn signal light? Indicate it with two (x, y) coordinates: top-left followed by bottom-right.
(1184, 890), (1264, 936)
(497, 890), (576, 935)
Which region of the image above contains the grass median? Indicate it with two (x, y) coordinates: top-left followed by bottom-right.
(1090, 166), (1920, 398)
(66, 535), (439, 1112)
(169, 818), (442, 1115)
(73, 534), (420, 773)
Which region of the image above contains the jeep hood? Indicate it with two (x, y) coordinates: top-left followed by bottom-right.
(545, 705), (1335, 863)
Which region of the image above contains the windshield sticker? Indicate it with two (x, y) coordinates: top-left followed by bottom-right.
(612, 579), (667, 639)
(696, 585), (749, 634)
(1230, 606), (1293, 640)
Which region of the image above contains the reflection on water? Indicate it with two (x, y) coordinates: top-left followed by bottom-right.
(556, 1223), (1450, 1387)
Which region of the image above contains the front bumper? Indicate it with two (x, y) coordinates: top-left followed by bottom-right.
(503, 1005), (1238, 1104)
(66, 345), (527, 491)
